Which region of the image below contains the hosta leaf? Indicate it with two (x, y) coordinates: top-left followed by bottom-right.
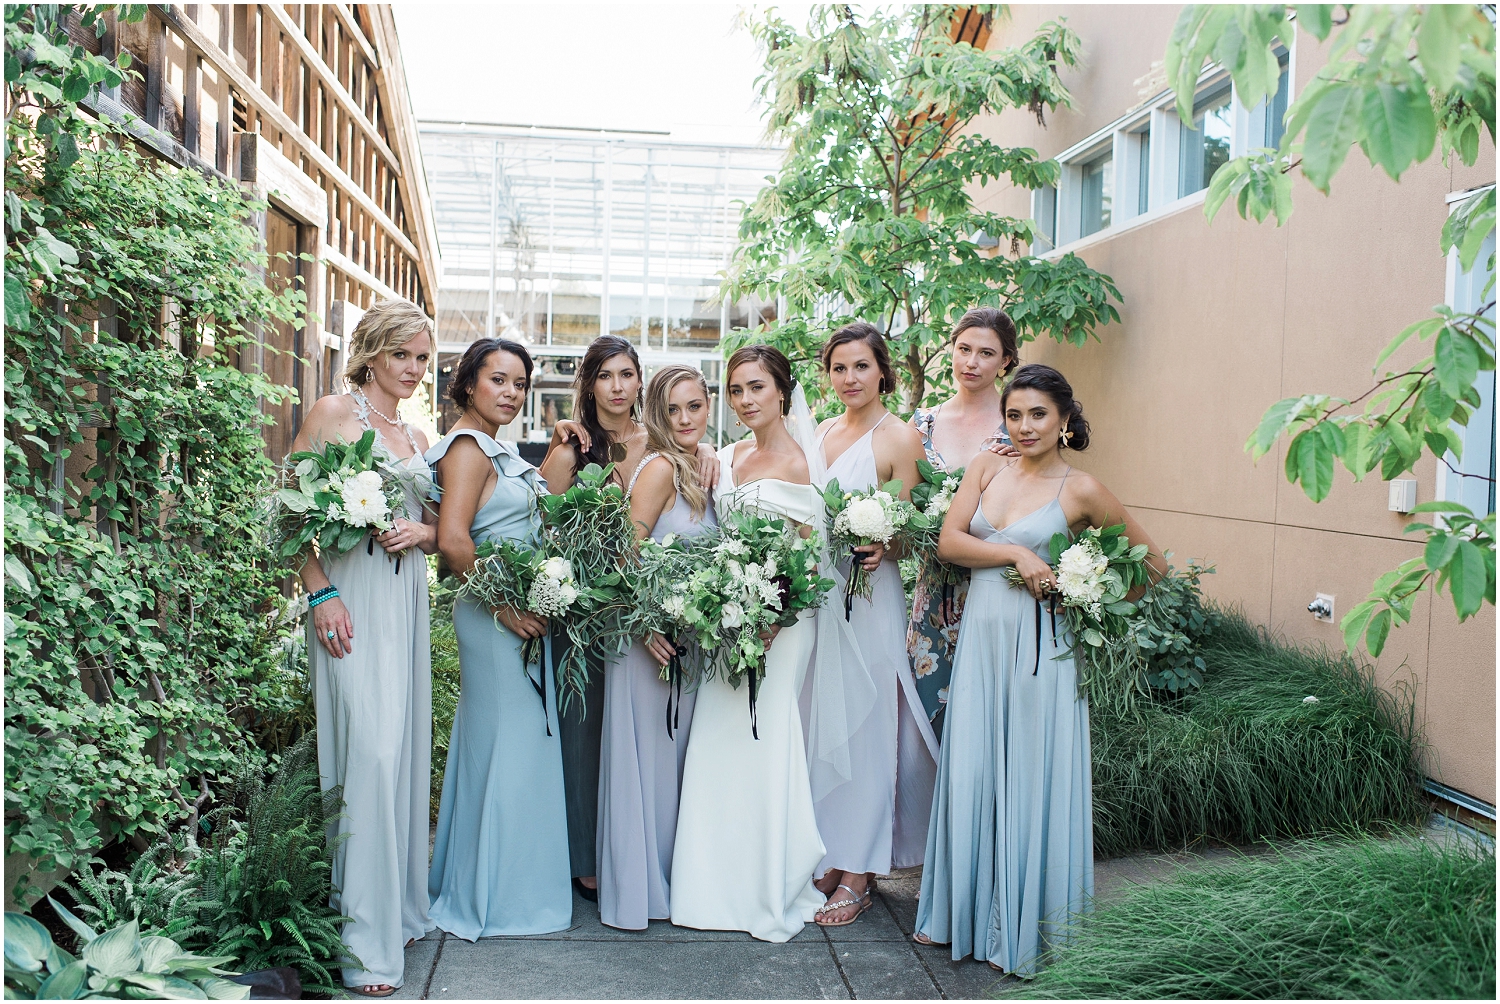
(5, 911), (53, 972)
(82, 919), (141, 977)
(36, 959), (87, 999)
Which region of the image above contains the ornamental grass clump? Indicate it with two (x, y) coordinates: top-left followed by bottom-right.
(1007, 835), (1496, 999)
(1091, 609), (1425, 857)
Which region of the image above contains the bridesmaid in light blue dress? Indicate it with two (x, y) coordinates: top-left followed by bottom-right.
(427, 339), (572, 939)
(914, 364), (1164, 977)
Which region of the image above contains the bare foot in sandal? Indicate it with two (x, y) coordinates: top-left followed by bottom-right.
(815, 873), (873, 927)
(351, 985), (396, 998)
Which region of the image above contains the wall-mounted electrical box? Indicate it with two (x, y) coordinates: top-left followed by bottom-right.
(1389, 478), (1417, 513)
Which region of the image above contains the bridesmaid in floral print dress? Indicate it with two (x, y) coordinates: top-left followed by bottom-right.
(906, 308), (1018, 741)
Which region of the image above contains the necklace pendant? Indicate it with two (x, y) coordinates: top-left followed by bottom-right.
(609, 442), (628, 463)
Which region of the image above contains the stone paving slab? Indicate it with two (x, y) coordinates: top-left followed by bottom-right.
(392, 847), (1292, 999)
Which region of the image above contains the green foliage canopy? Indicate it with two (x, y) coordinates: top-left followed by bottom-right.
(4, 5), (307, 898)
(1165, 4), (1496, 654)
(725, 5), (1122, 409)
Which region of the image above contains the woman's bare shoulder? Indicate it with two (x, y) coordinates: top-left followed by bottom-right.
(876, 416), (925, 451)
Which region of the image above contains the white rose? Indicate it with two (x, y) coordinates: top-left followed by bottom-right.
(557, 582), (579, 606)
(542, 556), (573, 582)
(720, 601), (745, 629)
(354, 469), (384, 490)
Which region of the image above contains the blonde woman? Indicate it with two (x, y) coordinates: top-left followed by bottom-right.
(596, 365), (718, 930)
(289, 299), (438, 997)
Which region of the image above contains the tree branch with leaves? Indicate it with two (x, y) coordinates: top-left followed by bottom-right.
(1165, 3), (1495, 654)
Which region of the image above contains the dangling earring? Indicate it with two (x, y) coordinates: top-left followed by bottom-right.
(363, 365), (373, 385)
(1059, 429), (1072, 446)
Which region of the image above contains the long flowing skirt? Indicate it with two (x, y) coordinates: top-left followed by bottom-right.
(596, 642), (697, 930)
(809, 561), (938, 878)
(427, 598), (572, 939)
(907, 567), (973, 741)
(670, 616), (825, 943)
(555, 631), (605, 880)
(914, 568), (1093, 976)
(312, 542), (431, 989)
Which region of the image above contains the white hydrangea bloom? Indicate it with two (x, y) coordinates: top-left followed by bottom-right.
(542, 556), (573, 582)
(662, 593), (687, 619)
(845, 496), (895, 541)
(721, 601), (745, 629)
(527, 573), (576, 618)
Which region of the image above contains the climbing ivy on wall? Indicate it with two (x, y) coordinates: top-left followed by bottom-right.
(4, 5), (308, 899)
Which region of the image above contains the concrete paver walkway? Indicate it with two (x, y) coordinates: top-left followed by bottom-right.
(392, 848), (1250, 1000)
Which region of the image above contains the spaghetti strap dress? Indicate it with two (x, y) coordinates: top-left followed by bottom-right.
(309, 397), (432, 991)
(425, 429), (573, 939)
(809, 415), (940, 877)
(914, 478), (1093, 977)
(595, 457), (717, 930)
(669, 448), (827, 942)
(906, 406), (1009, 741)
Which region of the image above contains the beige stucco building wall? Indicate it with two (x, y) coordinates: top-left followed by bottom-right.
(972, 6), (1496, 803)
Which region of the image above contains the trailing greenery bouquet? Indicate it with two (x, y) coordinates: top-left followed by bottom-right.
(639, 513), (832, 736)
(823, 478), (920, 613)
(464, 540), (581, 667)
(903, 460), (966, 589)
(538, 463), (638, 706)
(1004, 524), (1156, 714)
(264, 429), (431, 573)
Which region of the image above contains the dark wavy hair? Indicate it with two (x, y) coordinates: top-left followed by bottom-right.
(821, 320), (896, 394)
(448, 338), (533, 410)
(725, 343), (795, 416)
(1001, 363), (1091, 451)
(573, 335), (643, 469)
(951, 306), (1019, 376)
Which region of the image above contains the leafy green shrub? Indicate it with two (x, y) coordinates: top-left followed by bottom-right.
(191, 732), (351, 995)
(4, 5), (305, 896)
(1008, 835), (1496, 999)
(1091, 610), (1425, 857)
(430, 570), (462, 823)
(4, 908), (248, 1000)
(1133, 560), (1220, 695)
(61, 842), (212, 945)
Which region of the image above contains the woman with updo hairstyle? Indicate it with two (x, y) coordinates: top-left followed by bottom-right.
(913, 363), (1165, 976)
(806, 320), (936, 929)
(425, 337), (573, 940)
(907, 306), (1019, 741)
(596, 365), (718, 931)
(671, 342), (829, 942)
(287, 297), (437, 996)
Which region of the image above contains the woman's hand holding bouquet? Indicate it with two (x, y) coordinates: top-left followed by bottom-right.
(823, 479), (918, 618)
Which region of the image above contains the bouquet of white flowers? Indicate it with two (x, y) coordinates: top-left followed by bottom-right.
(823, 478), (919, 617)
(465, 540), (579, 666)
(633, 513), (832, 737)
(265, 429), (431, 574)
(1004, 524), (1156, 711)
(903, 460), (965, 590)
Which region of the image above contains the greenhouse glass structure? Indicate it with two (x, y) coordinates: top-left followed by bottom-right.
(419, 121), (782, 443)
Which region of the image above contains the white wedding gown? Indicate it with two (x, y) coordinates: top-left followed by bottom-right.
(668, 447), (827, 943)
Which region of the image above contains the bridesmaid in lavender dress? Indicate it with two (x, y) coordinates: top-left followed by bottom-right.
(807, 322), (939, 928)
(596, 366), (717, 930)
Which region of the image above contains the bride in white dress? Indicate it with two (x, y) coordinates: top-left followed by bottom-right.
(670, 345), (828, 943)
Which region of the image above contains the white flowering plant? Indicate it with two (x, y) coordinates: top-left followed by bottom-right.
(464, 539), (581, 667)
(823, 478), (921, 612)
(265, 429), (430, 570)
(632, 513), (832, 723)
(903, 459), (965, 588)
(1004, 524), (1158, 712)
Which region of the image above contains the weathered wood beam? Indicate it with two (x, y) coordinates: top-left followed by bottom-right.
(154, 4), (421, 263)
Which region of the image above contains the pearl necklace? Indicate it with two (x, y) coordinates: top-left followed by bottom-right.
(354, 389), (406, 430)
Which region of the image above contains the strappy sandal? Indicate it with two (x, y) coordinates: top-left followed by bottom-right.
(912, 931), (948, 947)
(348, 986), (396, 998)
(814, 882), (874, 927)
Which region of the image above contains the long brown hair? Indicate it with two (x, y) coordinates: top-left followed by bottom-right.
(640, 365), (711, 520)
(572, 335), (642, 470)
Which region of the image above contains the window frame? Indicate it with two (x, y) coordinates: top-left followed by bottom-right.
(1033, 38), (1295, 258)
(1436, 184), (1497, 518)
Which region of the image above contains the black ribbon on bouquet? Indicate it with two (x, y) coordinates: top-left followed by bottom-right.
(665, 642), (687, 740)
(1033, 595), (1059, 676)
(366, 531), (405, 574)
(523, 636), (552, 736)
(747, 667), (760, 740)
(843, 545), (864, 621)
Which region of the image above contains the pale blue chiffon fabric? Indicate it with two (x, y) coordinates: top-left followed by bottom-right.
(425, 429), (573, 939)
(914, 499), (1093, 977)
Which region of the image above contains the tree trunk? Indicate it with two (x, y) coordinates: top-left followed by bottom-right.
(904, 344), (925, 413)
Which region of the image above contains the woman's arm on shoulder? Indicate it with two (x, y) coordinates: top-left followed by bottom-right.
(538, 440), (577, 495)
(628, 457), (677, 541)
(289, 394), (355, 456)
(434, 435), (491, 579)
(1068, 473), (1168, 588)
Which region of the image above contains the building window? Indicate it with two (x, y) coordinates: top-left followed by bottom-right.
(1442, 217), (1496, 515)
(1265, 56), (1290, 148)
(1136, 127), (1151, 216)
(1080, 150), (1113, 237)
(1031, 184), (1058, 254)
(1179, 85), (1232, 197)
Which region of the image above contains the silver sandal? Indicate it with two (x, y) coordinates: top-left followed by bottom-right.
(814, 882), (873, 927)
